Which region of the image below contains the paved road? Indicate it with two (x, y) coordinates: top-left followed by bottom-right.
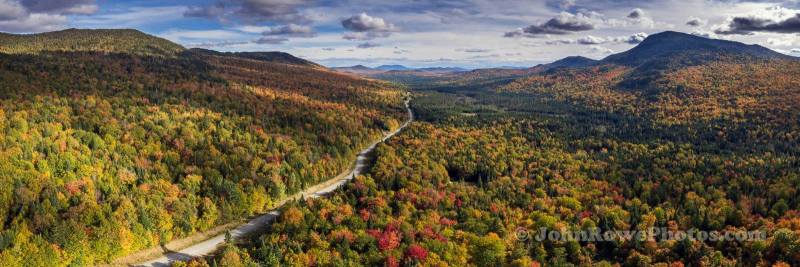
(137, 99), (413, 267)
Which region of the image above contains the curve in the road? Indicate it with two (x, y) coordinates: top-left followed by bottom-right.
(137, 99), (413, 267)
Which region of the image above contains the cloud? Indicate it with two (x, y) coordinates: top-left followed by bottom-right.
(588, 45), (613, 54)
(627, 8), (644, 19)
(237, 0), (310, 24)
(187, 40), (249, 48)
(692, 30), (720, 39)
(767, 37), (794, 46)
(546, 0), (576, 10)
(686, 17), (706, 27)
(20, 0), (97, 15)
(186, 0), (310, 24)
(792, 48), (800, 54)
(550, 32), (647, 46)
(322, 47), (335, 51)
(505, 12), (595, 37)
(357, 41), (381, 48)
(716, 14), (800, 34)
(0, 0), (26, 20)
(342, 31), (391, 40)
(340, 13), (396, 41)
(342, 12), (395, 32)
(263, 24), (316, 37)
(457, 48), (492, 53)
(255, 36), (288, 44)
(0, 13), (66, 32)
(184, 2), (225, 19)
(545, 39), (575, 45)
(616, 32), (648, 44)
(577, 35), (605, 44)
(0, 0), (97, 32)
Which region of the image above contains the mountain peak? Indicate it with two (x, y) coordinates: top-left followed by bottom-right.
(602, 31), (793, 67)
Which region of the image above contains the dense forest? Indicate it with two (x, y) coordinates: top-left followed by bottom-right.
(0, 30), (406, 265)
(190, 35), (800, 266)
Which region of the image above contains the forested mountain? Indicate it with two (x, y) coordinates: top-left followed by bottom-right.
(191, 49), (322, 67)
(189, 31), (800, 267)
(536, 56), (597, 71)
(0, 29), (405, 265)
(0, 29), (185, 56)
(602, 31), (793, 67)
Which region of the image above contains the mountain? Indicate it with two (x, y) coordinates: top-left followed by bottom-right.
(0, 29), (406, 265)
(376, 64), (411, 71)
(0, 28), (185, 56)
(537, 56), (597, 70)
(602, 31), (794, 67)
(500, 30), (800, 124)
(189, 49), (321, 67)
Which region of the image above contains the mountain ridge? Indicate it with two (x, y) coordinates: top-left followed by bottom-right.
(0, 28), (185, 57)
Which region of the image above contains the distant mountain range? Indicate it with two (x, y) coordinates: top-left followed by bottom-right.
(333, 65), (469, 75)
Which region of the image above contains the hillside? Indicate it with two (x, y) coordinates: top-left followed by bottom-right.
(0, 28), (185, 56)
(0, 29), (405, 266)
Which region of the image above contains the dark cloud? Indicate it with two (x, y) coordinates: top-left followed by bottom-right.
(357, 42), (381, 48)
(716, 14), (800, 34)
(627, 8), (644, 19)
(342, 12), (395, 32)
(341, 13), (395, 41)
(0, 0), (96, 33)
(238, 0), (310, 23)
(185, 0), (310, 24)
(255, 36), (288, 44)
(505, 12), (595, 37)
(263, 24), (316, 37)
(686, 17), (705, 27)
(20, 0), (96, 14)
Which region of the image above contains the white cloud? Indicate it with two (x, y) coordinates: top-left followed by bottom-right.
(0, 13), (66, 33)
(588, 45), (614, 54)
(578, 35), (605, 44)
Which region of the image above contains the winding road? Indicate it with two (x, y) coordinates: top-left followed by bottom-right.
(136, 99), (413, 267)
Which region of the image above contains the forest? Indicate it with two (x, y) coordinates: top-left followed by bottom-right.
(190, 56), (800, 266)
(0, 30), (406, 265)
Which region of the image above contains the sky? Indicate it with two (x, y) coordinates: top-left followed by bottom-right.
(1, 0), (799, 68)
